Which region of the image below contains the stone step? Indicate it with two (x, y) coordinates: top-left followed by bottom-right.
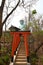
(18, 52), (26, 55)
(16, 59), (27, 62)
(17, 54), (26, 56)
(15, 62), (27, 65)
(20, 48), (24, 49)
(19, 51), (26, 53)
(16, 56), (26, 59)
(19, 50), (25, 51)
(14, 43), (27, 65)
(18, 51), (26, 53)
(20, 47), (25, 48)
(19, 50), (25, 52)
(18, 52), (26, 54)
(19, 49), (25, 50)
(17, 55), (26, 57)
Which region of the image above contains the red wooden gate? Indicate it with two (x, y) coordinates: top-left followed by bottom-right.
(10, 31), (31, 63)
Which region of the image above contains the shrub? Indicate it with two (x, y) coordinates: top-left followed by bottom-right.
(0, 55), (10, 65)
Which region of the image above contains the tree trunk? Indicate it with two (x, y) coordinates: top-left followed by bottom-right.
(0, 0), (20, 39)
(0, 0), (5, 38)
(0, 24), (2, 38)
(0, 7), (2, 38)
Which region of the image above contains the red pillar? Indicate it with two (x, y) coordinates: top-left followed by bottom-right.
(24, 34), (30, 57)
(23, 33), (30, 63)
(11, 32), (20, 57)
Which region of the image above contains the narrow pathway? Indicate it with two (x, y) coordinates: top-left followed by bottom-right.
(14, 42), (27, 65)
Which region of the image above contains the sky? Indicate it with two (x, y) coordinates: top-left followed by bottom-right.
(0, 0), (43, 31)
(34, 0), (43, 14)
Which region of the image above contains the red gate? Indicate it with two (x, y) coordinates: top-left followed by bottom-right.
(10, 31), (31, 63)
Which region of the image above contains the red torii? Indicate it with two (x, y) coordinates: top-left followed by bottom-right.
(10, 31), (31, 63)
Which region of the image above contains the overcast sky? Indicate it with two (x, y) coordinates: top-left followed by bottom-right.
(34, 0), (43, 14)
(0, 0), (43, 30)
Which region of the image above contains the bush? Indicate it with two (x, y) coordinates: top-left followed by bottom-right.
(30, 52), (38, 65)
(0, 57), (4, 65)
(0, 55), (10, 65)
(40, 56), (43, 64)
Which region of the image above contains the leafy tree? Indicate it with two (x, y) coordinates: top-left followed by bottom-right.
(32, 10), (37, 14)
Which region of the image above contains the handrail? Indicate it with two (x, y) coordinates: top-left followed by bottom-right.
(13, 42), (21, 63)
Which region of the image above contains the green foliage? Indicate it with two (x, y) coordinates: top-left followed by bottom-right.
(2, 32), (12, 42)
(2, 55), (10, 62)
(40, 55), (43, 64)
(33, 30), (43, 35)
(33, 30), (43, 40)
(32, 10), (37, 14)
(4, 32), (12, 42)
(0, 55), (10, 65)
(1, 47), (7, 51)
(30, 52), (38, 59)
(0, 57), (4, 65)
(33, 30), (43, 43)
(29, 34), (34, 44)
(30, 52), (38, 65)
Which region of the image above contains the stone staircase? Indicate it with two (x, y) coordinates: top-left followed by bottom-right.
(14, 42), (27, 65)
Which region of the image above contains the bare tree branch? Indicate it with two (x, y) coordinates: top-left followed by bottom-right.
(2, 0), (20, 26)
(1, 0), (5, 11)
(35, 43), (43, 53)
